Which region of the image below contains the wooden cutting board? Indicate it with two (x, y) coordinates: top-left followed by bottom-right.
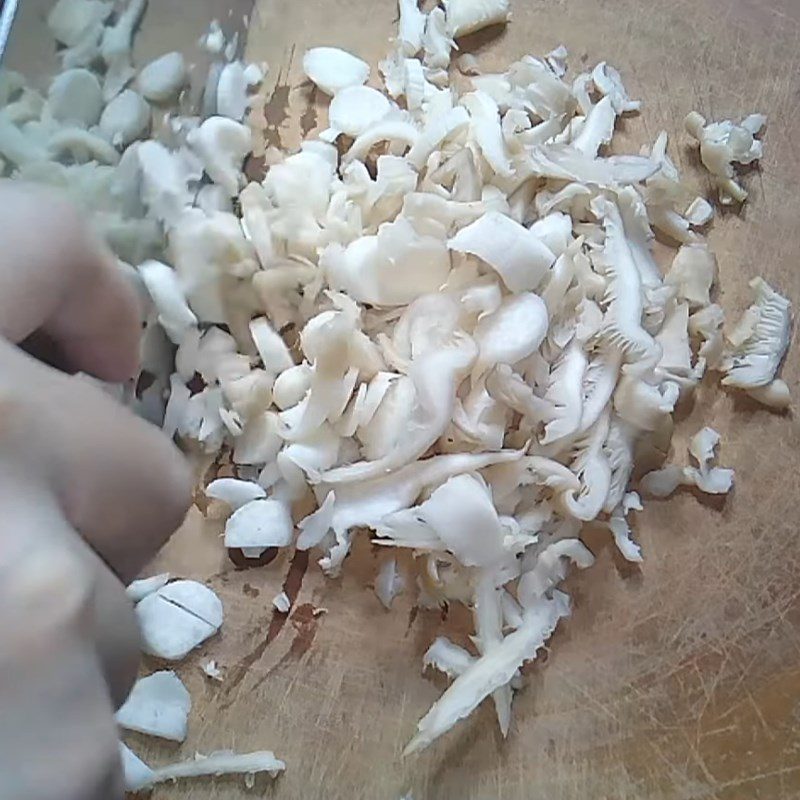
(9, 0), (800, 797)
(146, 2), (800, 795)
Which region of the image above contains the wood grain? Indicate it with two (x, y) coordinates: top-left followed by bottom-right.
(14, 0), (800, 797)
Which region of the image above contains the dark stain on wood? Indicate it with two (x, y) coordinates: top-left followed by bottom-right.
(299, 82), (318, 136)
(244, 153), (267, 182)
(263, 83), (291, 149)
(227, 547), (280, 570)
(262, 548), (310, 645)
(405, 605), (419, 638)
(222, 620), (273, 699)
(219, 544), (313, 702)
(250, 602), (320, 691)
(286, 602), (318, 658)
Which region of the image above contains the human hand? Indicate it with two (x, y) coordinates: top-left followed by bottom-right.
(0, 181), (192, 800)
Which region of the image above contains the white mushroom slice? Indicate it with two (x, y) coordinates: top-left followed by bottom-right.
(239, 182), (276, 266)
(120, 743), (154, 790)
(0, 114), (47, 167)
(169, 209), (258, 319)
(422, 8), (454, 70)
(685, 111), (765, 204)
(688, 426), (720, 470)
(250, 317), (294, 373)
(99, 0), (147, 100)
(303, 47), (369, 96)
(200, 19), (225, 53)
(344, 118), (420, 164)
(138, 259), (198, 344)
(136, 580), (223, 660)
(592, 196), (659, 363)
(655, 301), (696, 385)
(398, 0), (426, 55)
(323, 217), (450, 306)
(541, 341), (588, 444)
(527, 146), (657, 186)
(472, 574), (513, 736)
(665, 243), (717, 309)
(162, 374), (190, 440)
(530, 212), (573, 259)
(473, 292), (549, 375)
(137, 52), (188, 102)
(224, 498), (294, 549)
(116, 671), (191, 742)
(407, 106), (470, 168)
(2, 88), (45, 125)
(685, 196), (713, 227)
(187, 116), (251, 196)
(125, 573), (170, 603)
(592, 62), (640, 114)
(202, 659), (224, 681)
(641, 427), (734, 498)
(517, 539), (594, 605)
(561, 450), (612, 522)
(273, 364), (313, 411)
(297, 491), (336, 550)
(196, 184), (234, 214)
(445, 0), (510, 37)
(47, 68), (103, 127)
(721, 277), (791, 401)
(205, 478), (267, 509)
(321, 450), (521, 538)
(616, 186), (662, 290)
(325, 86), (391, 139)
(423, 636), (476, 678)
(461, 91), (512, 177)
(374, 556), (405, 608)
(689, 465), (735, 495)
(136, 141), (198, 225)
(272, 591), (291, 613)
(379, 474), (507, 567)
(607, 493), (643, 562)
(322, 334), (478, 482)
(614, 374), (679, 431)
(686, 427), (735, 492)
(640, 464), (732, 497)
(448, 212), (555, 292)
(99, 89), (150, 147)
(689, 303), (726, 372)
(47, 0), (112, 46)
(573, 95), (616, 157)
(217, 61), (252, 121)
(546, 44), (568, 77)
(48, 127), (120, 165)
(745, 379), (792, 410)
(404, 593), (570, 754)
(126, 750), (286, 792)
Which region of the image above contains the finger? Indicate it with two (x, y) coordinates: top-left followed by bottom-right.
(0, 471), (141, 707)
(0, 180), (141, 381)
(0, 339), (192, 583)
(0, 495), (129, 800)
(90, 561), (142, 709)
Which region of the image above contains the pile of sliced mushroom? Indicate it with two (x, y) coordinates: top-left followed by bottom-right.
(0, 0), (792, 764)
